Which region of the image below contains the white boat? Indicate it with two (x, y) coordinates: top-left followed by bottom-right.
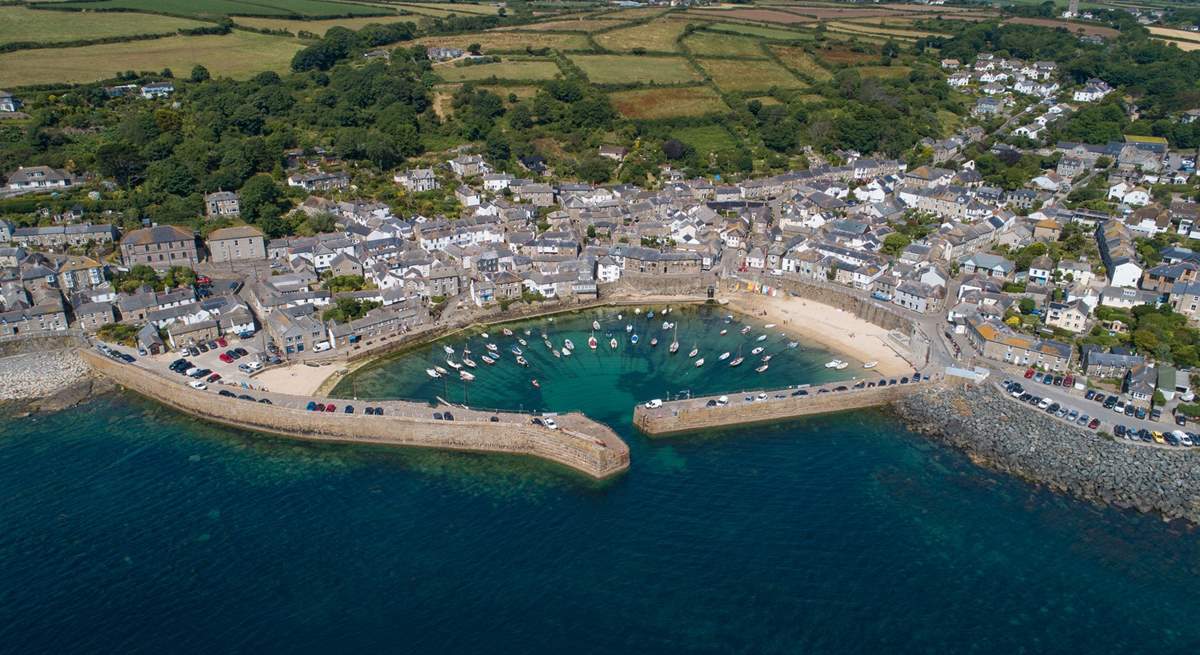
(512, 346), (523, 356)
(462, 357), (477, 368)
(756, 364), (769, 373)
(764, 323), (776, 329)
(662, 321), (671, 331)
(553, 349), (561, 358)
(695, 358), (705, 367)
(543, 339), (553, 349)
(564, 339), (574, 351)
(647, 311), (654, 319)
(762, 355), (772, 362)
(502, 328), (513, 336)
(787, 341), (799, 349)
(525, 329), (532, 336)
(751, 346), (764, 355)
(740, 326), (751, 335)
(446, 359), (461, 370)
(634, 308), (641, 315)
(589, 335), (598, 349)
(609, 338), (618, 349)
(626, 324), (633, 333)
(618, 313), (623, 320)
(718, 351), (731, 361)
(835, 361), (849, 370)
(863, 361), (878, 369)
(688, 347), (698, 358)
(459, 370), (475, 381)
(631, 334), (639, 345)
(531, 379), (540, 389)
(824, 360), (843, 369)
(443, 345), (454, 355)
(562, 347), (571, 357)
(756, 334), (767, 342)
(518, 338), (527, 346)
(719, 329), (728, 336)
(516, 356), (529, 367)
(669, 340), (679, 354)
(481, 332), (489, 339)
(486, 343), (498, 352)
(649, 337), (658, 347)
(593, 320), (601, 330)
(426, 368), (440, 378)
(729, 356), (744, 367)
(434, 365), (448, 375)
(481, 355), (495, 365)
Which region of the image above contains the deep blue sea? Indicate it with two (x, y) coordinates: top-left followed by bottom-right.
(2, 306), (1198, 653)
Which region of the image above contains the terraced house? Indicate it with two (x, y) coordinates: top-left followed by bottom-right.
(120, 225), (199, 270)
(966, 316), (1074, 371)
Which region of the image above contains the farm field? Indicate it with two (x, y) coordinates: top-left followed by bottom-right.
(500, 18), (628, 32)
(855, 65), (912, 79)
(703, 22), (813, 41)
(828, 21), (946, 39)
(1148, 26), (1200, 44)
(593, 19), (689, 53)
(673, 124), (740, 155)
(0, 6), (208, 46)
(571, 54), (700, 85)
(1002, 17), (1119, 38)
(810, 43), (878, 66)
(233, 15), (414, 35)
(689, 8), (816, 25)
(479, 84), (541, 101)
(436, 59), (561, 82)
(769, 44), (833, 81)
(0, 31), (303, 87)
(683, 32), (768, 58)
(597, 7), (670, 20)
(698, 57), (806, 92)
(55, 0), (390, 18)
(394, 2), (499, 15)
(1161, 40), (1200, 52)
(608, 86), (729, 119)
(412, 31), (589, 52)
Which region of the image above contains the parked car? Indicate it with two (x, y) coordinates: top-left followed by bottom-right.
(1088, 418), (1100, 430)
(188, 380), (207, 390)
(237, 394), (255, 402)
(219, 353), (234, 363)
(543, 417), (558, 430)
(207, 373), (221, 383)
(1085, 389), (1096, 400)
(219, 390), (237, 398)
(644, 399), (663, 409)
(444, 412), (454, 421)
(217, 337), (228, 348)
(365, 407), (375, 415)
(1063, 375), (1074, 388)
(374, 407), (383, 415)
(234, 347), (249, 357)
(345, 405), (354, 414)
(1024, 368), (1035, 379)
(1176, 415), (1188, 427)
(258, 398), (272, 405)
(434, 412), (444, 420)
(324, 404), (335, 412)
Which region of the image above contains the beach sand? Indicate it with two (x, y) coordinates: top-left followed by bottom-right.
(723, 293), (914, 377)
(253, 362), (342, 396)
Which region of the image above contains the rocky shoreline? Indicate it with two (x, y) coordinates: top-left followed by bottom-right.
(893, 383), (1200, 524)
(0, 349), (110, 413)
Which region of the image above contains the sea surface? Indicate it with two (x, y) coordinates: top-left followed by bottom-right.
(2, 306), (1199, 654)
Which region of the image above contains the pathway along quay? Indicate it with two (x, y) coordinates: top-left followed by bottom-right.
(633, 374), (936, 436)
(81, 350), (629, 480)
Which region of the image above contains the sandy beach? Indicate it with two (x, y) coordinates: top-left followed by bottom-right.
(722, 293), (914, 377)
(253, 361), (343, 396)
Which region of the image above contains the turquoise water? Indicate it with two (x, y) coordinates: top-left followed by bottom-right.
(2, 306), (1199, 653)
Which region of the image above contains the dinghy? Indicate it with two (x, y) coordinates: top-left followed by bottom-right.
(426, 368), (440, 378)
(459, 370), (475, 381)
(694, 358), (705, 367)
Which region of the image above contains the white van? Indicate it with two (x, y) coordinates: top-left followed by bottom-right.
(644, 399), (663, 409)
(313, 342), (331, 353)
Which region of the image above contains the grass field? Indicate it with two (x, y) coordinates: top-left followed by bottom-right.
(413, 31), (589, 52)
(593, 19), (689, 53)
(56, 0), (390, 18)
(705, 21), (812, 41)
(0, 6), (208, 46)
(1149, 26), (1200, 44)
(689, 8), (816, 25)
(598, 7), (670, 20)
(571, 54), (700, 85)
(828, 21), (945, 39)
(502, 18), (628, 32)
(234, 15), (415, 35)
(673, 124), (740, 154)
(698, 57), (805, 92)
(608, 86), (729, 119)
(1162, 39), (1200, 52)
(436, 59), (561, 82)
(769, 45), (833, 81)
(480, 84), (541, 101)
(855, 65), (912, 79)
(0, 31), (303, 87)
(394, 2), (499, 15)
(683, 32), (768, 58)
(1002, 17), (1119, 38)
(811, 43), (878, 66)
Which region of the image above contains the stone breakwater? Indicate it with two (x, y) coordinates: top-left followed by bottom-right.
(0, 350), (90, 401)
(893, 383), (1200, 524)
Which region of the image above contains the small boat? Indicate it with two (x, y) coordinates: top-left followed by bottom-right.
(635, 308), (641, 315)
(518, 338), (527, 346)
(553, 349), (561, 358)
(751, 346), (764, 355)
(564, 339), (574, 351)
(836, 362), (848, 370)
(446, 359), (461, 370)
(626, 324), (633, 333)
(762, 355), (772, 362)
(718, 351), (731, 361)
(719, 329), (728, 336)
(462, 357), (477, 368)
(434, 366), (448, 376)
(481, 355), (495, 365)
(593, 320), (601, 331)
(426, 368), (440, 378)
(562, 347), (571, 357)
(787, 341), (799, 349)
(631, 334), (639, 345)
(741, 326), (751, 335)
(443, 345), (455, 355)
(516, 356), (529, 367)
(460, 370), (475, 381)
(502, 328), (513, 336)
(755, 364), (769, 373)
(695, 358), (705, 367)
(688, 347), (698, 358)
(540, 331), (547, 340)
(543, 339), (553, 349)
(724, 316), (732, 324)
(589, 335), (598, 349)
(649, 337), (658, 347)
(481, 332), (489, 339)
(647, 310), (654, 319)
(486, 343), (498, 352)
(609, 338), (618, 349)
(662, 321), (671, 331)
(824, 360), (843, 369)
(764, 323), (776, 329)
(531, 379), (540, 389)
(756, 334), (767, 342)
(669, 340), (679, 354)
(729, 356), (744, 367)
(524, 329), (531, 336)
(863, 361), (878, 369)
(618, 313), (623, 320)
(511, 346), (523, 356)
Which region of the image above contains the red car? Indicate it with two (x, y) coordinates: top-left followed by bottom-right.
(219, 353), (233, 363)
(314, 403), (326, 412)
(1024, 368), (1035, 379)
(1063, 375), (1074, 388)
(1088, 418), (1100, 430)
(324, 404), (336, 412)
(217, 337), (228, 348)
(207, 373), (221, 383)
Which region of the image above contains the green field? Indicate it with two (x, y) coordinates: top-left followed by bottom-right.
(437, 59), (561, 82)
(705, 21), (812, 41)
(608, 86), (729, 119)
(769, 44), (834, 81)
(571, 55), (700, 85)
(0, 6), (208, 45)
(234, 15), (417, 35)
(55, 0), (389, 18)
(0, 31), (303, 87)
(394, 2), (499, 15)
(683, 32), (768, 58)
(856, 65), (913, 79)
(698, 57), (805, 92)
(414, 31), (590, 52)
(673, 124), (740, 154)
(593, 19), (689, 53)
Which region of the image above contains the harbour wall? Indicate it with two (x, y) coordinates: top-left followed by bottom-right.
(633, 379), (928, 436)
(82, 350), (630, 480)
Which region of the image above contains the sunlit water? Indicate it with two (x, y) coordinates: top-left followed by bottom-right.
(1, 306), (1197, 653)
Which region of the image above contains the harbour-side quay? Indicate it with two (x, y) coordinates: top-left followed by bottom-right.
(81, 349), (630, 480)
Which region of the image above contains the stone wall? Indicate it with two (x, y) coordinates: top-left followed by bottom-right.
(634, 383), (921, 436)
(83, 351), (630, 479)
(724, 276), (914, 333)
(0, 330), (87, 358)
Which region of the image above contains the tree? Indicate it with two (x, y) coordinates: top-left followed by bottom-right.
(882, 232), (912, 257)
(575, 156), (615, 184)
(96, 141), (145, 187)
(1019, 297), (1036, 314)
(190, 65), (210, 83)
(239, 174), (282, 223)
(468, 43), (482, 55)
(322, 297), (381, 323)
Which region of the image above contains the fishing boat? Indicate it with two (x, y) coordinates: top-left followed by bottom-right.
(751, 346), (764, 355)
(724, 316), (732, 324)
(756, 334), (767, 342)
(631, 334), (639, 345)
(434, 365), (448, 376)
(836, 361), (848, 370)
(563, 338), (574, 351)
(443, 345), (455, 355)
(531, 379), (540, 389)
(625, 324), (633, 333)
(649, 337), (658, 347)
(694, 358), (705, 367)
(824, 359), (843, 369)
(562, 347), (572, 357)
(719, 329), (728, 336)
(481, 355), (495, 365)
(486, 343), (498, 352)
(516, 356), (529, 367)
(462, 357), (477, 368)
(502, 328), (513, 336)
(459, 370), (475, 381)
(426, 368), (440, 378)
(446, 359), (461, 370)
(764, 323), (776, 329)
(481, 332), (489, 339)
(729, 355), (744, 367)
(688, 346), (698, 358)
(787, 341), (799, 349)
(755, 364), (769, 373)
(553, 349), (561, 358)
(863, 361), (878, 369)
(511, 346), (523, 356)
(718, 351), (731, 361)
(740, 326), (752, 335)
(609, 337), (618, 349)
(518, 338), (527, 346)
(593, 320), (601, 331)
(588, 334), (598, 349)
